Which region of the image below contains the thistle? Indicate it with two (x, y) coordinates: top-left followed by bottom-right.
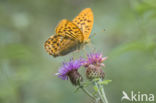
(83, 53), (107, 80)
(55, 53), (109, 103)
(56, 59), (84, 86)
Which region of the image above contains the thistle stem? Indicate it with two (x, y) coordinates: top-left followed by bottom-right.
(94, 81), (105, 103)
(80, 86), (96, 100)
(99, 79), (108, 103)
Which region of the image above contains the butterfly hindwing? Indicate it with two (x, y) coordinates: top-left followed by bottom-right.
(57, 36), (80, 56)
(44, 34), (80, 57)
(44, 35), (63, 56)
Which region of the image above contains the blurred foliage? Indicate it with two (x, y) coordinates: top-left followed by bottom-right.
(0, 0), (156, 103)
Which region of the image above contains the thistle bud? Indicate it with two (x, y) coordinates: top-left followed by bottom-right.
(84, 53), (107, 80)
(86, 64), (105, 80)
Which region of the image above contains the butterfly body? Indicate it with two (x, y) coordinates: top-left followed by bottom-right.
(44, 8), (94, 57)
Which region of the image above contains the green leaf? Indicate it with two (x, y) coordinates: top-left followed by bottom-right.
(92, 78), (100, 82)
(98, 80), (112, 85)
(93, 86), (98, 92)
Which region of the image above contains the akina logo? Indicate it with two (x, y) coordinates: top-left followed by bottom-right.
(121, 91), (154, 102)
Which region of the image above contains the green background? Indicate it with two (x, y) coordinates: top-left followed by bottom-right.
(0, 0), (156, 103)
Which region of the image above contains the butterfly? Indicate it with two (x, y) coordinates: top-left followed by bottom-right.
(44, 8), (94, 57)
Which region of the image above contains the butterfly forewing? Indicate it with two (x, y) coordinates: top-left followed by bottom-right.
(72, 8), (94, 42)
(55, 19), (84, 43)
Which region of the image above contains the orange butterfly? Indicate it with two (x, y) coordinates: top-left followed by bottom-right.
(44, 8), (94, 57)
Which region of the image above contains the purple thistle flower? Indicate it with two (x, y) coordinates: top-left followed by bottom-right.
(84, 53), (107, 67)
(84, 53), (107, 80)
(56, 58), (84, 85)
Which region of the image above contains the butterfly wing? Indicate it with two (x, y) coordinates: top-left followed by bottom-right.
(45, 19), (83, 57)
(44, 35), (63, 57)
(72, 8), (94, 42)
(44, 35), (80, 57)
(57, 36), (80, 56)
(55, 19), (84, 43)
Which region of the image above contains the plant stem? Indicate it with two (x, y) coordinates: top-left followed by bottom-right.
(94, 82), (105, 103)
(99, 79), (108, 103)
(80, 86), (96, 100)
